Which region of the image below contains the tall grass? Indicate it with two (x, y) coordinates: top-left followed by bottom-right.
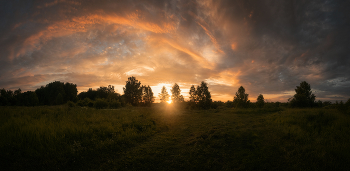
(268, 108), (350, 170)
(0, 106), (163, 170)
(1, 105), (350, 170)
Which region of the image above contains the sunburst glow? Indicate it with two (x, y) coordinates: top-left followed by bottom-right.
(167, 100), (172, 104)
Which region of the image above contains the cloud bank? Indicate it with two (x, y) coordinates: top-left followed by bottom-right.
(0, 0), (349, 102)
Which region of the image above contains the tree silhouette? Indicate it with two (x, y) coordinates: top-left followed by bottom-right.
(34, 81), (77, 105)
(64, 82), (78, 102)
(256, 94), (265, 108)
(56, 93), (64, 105)
(158, 86), (170, 103)
(233, 86), (250, 108)
(141, 85), (154, 106)
(171, 83), (184, 103)
(22, 91), (39, 106)
(189, 85), (197, 103)
(289, 81), (315, 108)
(196, 81), (212, 109)
(123, 76), (142, 106)
(0, 88), (13, 106)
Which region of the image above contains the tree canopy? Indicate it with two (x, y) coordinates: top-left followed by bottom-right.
(289, 81), (316, 108)
(123, 76), (142, 106)
(158, 86), (170, 103)
(256, 94), (265, 108)
(189, 85), (197, 103)
(171, 83), (184, 103)
(141, 85), (154, 106)
(233, 86), (250, 108)
(196, 81), (212, 109)
(34, 81), (77, 105)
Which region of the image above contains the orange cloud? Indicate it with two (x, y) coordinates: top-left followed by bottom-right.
(103, 13), (177, 34)
(161, 38), (214, 69)
(196, 22), (224, 54)
(37, 0), (81, 8)
(231, 42), (237, 50)
(188, 11), (223, 54)
(10, 12), (178, 60)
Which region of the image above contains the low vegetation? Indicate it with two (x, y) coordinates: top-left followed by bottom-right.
(1, 105), (350, 170)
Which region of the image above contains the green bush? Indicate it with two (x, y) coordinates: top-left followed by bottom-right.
(87, 100), (94, 107)
(109, 99), (121, 109)
(77, 98), (94, 107)
(94, 99), (108, 109)
(67, 101), (75, 107)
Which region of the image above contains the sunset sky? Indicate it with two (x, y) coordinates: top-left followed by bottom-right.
(1, 0), (349, 102)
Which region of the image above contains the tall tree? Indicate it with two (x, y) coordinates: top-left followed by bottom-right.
(21, 91), (39, 106)
(171, 83), (184, 103)
(256, 94), (265, 108)
(196, 81), (212, 109)
(141, 85), (154, 106)
(289, 81), (316, 108)
(233, 86), (250, 108)
(64, 82), (78, 102)
(158, 86), (170, 103)
(189, 85), (197, 103)
(123, 76), (142, 106)
(35, 81), (76, 105)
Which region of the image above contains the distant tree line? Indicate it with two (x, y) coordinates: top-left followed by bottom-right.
(0, 88), (38, 106)
(1, 78), (350, 112)
(35, 81), (78, 105)
(0, 81), (77, 106)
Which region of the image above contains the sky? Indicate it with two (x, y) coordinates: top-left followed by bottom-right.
(0, 0), (349, 102)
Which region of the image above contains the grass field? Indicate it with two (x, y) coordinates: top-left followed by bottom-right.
(1, 104), (350, 170)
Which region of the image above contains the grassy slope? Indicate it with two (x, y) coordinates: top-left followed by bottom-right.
(0, 105), (349, 170)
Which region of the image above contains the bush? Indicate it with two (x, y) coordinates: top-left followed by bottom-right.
(87, 100), (94, 107)
(94, 99), (108, 109)
(77, 98), (93, 107)
(67, 101), (75, 107)
(109, 99), (121, 109)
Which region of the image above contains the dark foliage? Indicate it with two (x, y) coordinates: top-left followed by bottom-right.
(233, 86), (250, 108)
(123, 77), (142, 106)
(0, 88), (39, 106)
(140, 85), (154, 106)
(94, 98), (109, 109)
(187, 82), (212, 109)
(158, 86), (169, 103)
(77, 98), (94, 107)
(256, 94), (265, 108)
(67, 101), (75, 107)
(289, 81), (316, 108)
(78, 85), (118, 101)
(171, 83), (184, 103)
(197, 81), (212, 109)
(35, 81), (77, 105)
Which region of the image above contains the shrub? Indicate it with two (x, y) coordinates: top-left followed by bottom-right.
(77, 98), (93, 107)
(94, 98), (108, 109)
(87, 100), (94, 107)
(67, 101), (75, 107)
(109, 99), (121, 109)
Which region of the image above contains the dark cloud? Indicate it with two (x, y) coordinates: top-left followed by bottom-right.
(0, 0), (349, 102)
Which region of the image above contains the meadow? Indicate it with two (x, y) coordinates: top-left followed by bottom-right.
(1, 104), (350, 170)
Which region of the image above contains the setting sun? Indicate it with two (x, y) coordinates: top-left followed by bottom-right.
(167, 100), (172, 104)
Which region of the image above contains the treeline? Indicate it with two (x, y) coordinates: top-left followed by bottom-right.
(1, 77), (350, 112)
(0, 81), (77, 106)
